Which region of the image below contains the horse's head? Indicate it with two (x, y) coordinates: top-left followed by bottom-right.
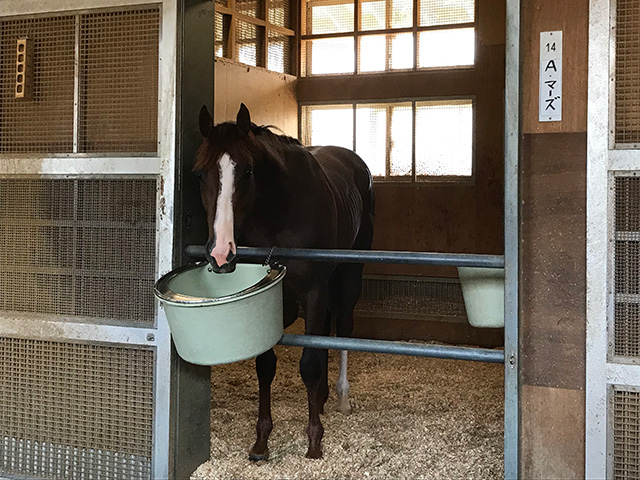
(195, 104), (257, 273)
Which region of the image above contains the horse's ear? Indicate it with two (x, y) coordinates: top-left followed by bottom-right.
(237, 103), (251, 137)
(199, 105), (213, 138)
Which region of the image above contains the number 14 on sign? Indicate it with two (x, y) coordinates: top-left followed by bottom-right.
(539, 31), (562, 122)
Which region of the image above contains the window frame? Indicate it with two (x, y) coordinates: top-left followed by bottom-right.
(300, 96), (476, 184)
(300, 0), (476, 76)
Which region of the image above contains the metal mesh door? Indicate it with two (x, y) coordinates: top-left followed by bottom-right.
(614, 175), (640, 359)
(0, 178), (157, 324)
(0, 337), (154, 480)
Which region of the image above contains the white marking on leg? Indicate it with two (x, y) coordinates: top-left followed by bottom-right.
(210, 153), (237, 267)
(336, 349), (352, 414)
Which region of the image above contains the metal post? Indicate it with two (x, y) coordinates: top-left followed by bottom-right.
(504, 0), (521, 476)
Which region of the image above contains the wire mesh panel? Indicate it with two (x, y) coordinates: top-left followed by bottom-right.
(78, 8), (160, 153)
(268, 31), (292, 73)
(236, 20), (264, 67)
(0, 178), (157, 324)
(614, 176), (640, 358)
(268, 0), (292, 28)
(0, 16), (76, 154)
(215, 12), (230, 58)
(237, 0), (265, 18)
(355, 275), (467, 320)
(0, 337), (154, 480)
(615, 0), (640, 145)
(611, 386), (640, 479)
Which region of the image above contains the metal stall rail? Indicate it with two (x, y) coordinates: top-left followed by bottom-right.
(185, 245), (505, 364)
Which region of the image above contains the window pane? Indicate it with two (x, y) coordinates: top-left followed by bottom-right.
(361, 0), (412, 30)
(237, 0), (265, 19)
(391, 0), (413, 28)
(415, 99), (472, 176)
(302, 37), (355, 75)
(419, 0), (474, 27)
(361, 0), (385, 30)
(306, 1), (354, 34)
(356, 105), (387, 176)
(215, 12), (230, 58)
(359, 33), (413, 72)
(268, 0), (292, 28)
(418, 27), (474, 68)
(302, 105), (354, 150)
(268, 32), (291, 74)
(389, 104), (413, 176)
(390, 33), (413, 69)
(359, 35), (387, 72)
(236, 21), (264, 67)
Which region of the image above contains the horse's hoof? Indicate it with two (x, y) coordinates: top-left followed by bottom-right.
(336, 399), (352, 415)
(248, 448), (269, 462)
(305, 448), (323, 459)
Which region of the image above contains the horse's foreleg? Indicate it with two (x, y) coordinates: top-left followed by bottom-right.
(249, 348), (276, 461)
(300, 346), (328, 459)
(335, 349), (352, 414)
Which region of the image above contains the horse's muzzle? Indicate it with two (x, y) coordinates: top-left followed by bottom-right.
(205, 239), (237, 274)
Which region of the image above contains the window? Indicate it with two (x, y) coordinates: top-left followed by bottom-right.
(215, 0), (295, 74)
(301, 0), (475, 76)
(301, 98), (474, 180)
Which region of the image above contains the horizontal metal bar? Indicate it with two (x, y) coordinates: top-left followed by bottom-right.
(278, 334), (505, 364)
(185, 245), (505, 268)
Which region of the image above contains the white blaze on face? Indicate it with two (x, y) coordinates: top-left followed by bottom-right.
(210, 153), (237, 267)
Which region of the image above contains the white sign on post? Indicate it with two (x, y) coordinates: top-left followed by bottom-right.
(539, 31), (562, 122)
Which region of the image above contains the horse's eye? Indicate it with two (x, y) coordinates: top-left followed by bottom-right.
(194, 171), (204, 181)
(244, 166), (253, 178)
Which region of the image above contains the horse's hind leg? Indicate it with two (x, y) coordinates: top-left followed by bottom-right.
(249, 348), (276, 461)
(331, 262), (366, 415)
(336, 349), (351, 414)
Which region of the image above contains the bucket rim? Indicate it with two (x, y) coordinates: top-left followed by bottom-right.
(153, 262), (286, 306)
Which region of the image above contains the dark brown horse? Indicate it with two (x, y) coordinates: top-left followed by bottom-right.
(194, 104), (374, 460)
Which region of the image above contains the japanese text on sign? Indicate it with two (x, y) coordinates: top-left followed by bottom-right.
(539, 31), (562, 122)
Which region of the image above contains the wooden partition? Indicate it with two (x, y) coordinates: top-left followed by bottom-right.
(519, 1), (588, 477)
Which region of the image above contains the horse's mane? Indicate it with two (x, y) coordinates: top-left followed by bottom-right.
(194, 121), (303, 172)
(250, 124), (303, 149)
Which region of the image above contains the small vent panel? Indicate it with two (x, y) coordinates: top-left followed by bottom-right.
(615, 0), (640, 145)
(0, 338), (154, 480)
(611, 386), (640, 479)
(0, 179), (157, 324)
(356, 275), (467, 320)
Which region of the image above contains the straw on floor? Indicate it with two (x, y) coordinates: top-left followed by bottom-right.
(192, 320), (504, 480)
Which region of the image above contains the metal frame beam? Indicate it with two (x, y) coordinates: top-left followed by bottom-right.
(185, 245), (505, 268)
(279, 334), (504, 363)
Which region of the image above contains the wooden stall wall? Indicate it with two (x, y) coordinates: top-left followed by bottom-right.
(519, 1), (588, 478)
(214, 58), (298, 135)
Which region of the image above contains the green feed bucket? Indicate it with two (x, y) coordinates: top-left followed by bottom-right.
(457, 267), (504, 328)
(154, 262), (286, 365)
